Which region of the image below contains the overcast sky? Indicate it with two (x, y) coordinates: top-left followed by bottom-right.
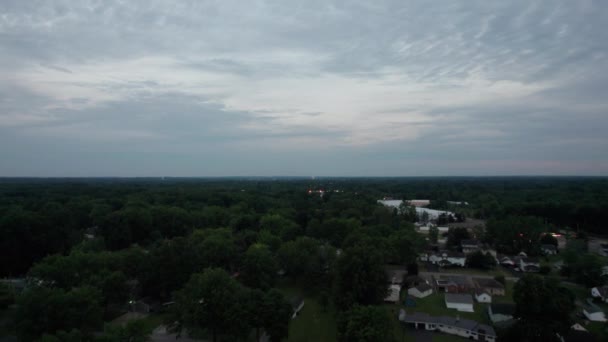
(1, 0), (607, 176)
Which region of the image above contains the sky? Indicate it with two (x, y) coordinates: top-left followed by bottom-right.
(1, 0), (608, 177)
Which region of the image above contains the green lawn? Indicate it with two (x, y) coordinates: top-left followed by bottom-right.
(493, 280), (515, 304)
(276, 285), (337, 342)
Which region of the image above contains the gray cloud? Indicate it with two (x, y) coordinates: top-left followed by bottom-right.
(1, 0), (607, 176)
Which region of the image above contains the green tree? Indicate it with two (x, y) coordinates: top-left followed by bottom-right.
(241, 243), (278, 290)
(510, 275), (575, 341)
(15, 286), (103, 341)
(388, 228), (424, 265)
(337, 305), (392, 342)
(446, 227), (470, 250)
(170, 268), (250, 342)
(465, 251), (496, 270)
(333, 244), (387, 310)
(0, 282), (14, 309)
(260, 289), (292, 342)
(429, 225), (439, 244)
(97, 320), (150, 342)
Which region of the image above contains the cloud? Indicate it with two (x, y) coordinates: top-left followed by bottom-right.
(1, 0), (607, 176)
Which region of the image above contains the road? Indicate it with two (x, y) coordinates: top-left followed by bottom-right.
(419, 271), (520, 282)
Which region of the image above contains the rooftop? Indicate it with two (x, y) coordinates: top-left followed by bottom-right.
(399, 310), (496, 337)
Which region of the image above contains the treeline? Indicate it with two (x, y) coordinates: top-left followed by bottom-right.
(2, 177), (608, 277)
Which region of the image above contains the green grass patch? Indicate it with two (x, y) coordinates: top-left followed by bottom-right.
(276, 285), (337, 342)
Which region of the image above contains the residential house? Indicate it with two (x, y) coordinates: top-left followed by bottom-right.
(385, 284), (401, 303)
(591, 286), (608, 302)
(408, 284), (433, 298)
(473, 278), (506, 296)
(487, 303), (515, 324)
(445, 293), (474, 312)
(435, 275), (473, 293)
(399, 310), (496, 342)
(461, 240), (480, 254)
(583, 305), (607, 322)
(518, 257), (540, 272)
(499, 255), (515, 267)
(290, 297), (305, 319)
(541, 244), (558, 255)
(474, 290), (491, 303)
(420, 251), (466, 267)
(385, 267), (407, 285)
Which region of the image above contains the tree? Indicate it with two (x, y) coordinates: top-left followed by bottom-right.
(337, 305), (392, 342)
(15, 286), (103, 341)
(260, 289), (292, 342)
(241, 243), (278, 290)
(278, 237), (335, 288)
(446, 227), (470, 250)
(170, 268), (250, 342)
(333, 244), (387, 310)
(96, 320), (150, 342)
(466, 251), (496, 270)
(540, 234), (558, 246)
(388, 228), (424, 265)
(0, 282), (14, 309)
(510, 275), (575, 341)
(398, 202), (417, 223)
(429, 226), (439, 244)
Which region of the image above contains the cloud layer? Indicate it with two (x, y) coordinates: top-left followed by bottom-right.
(1, 0), (607, 176)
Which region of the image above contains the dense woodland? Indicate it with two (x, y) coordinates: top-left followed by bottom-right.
(1, 177), (608, 341)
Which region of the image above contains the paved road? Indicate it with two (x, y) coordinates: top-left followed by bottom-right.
(419, 271), (520, 282)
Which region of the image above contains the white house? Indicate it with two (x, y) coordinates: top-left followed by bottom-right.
(385, 284), (401, 303)
(408, 284), (433, 298)
(461, 240), (480, 254)
(583, 306), (607, 322)
(399, 310), (496, 342)
(420, 251), (466, 267)
(518, 257), (540, 272)
(591, 286), (608, 302)
(474, 290), (492, 303)
(445, 293), (474, 312)
(499, 256), (515, 267)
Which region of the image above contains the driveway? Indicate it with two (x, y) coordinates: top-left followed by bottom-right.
(150, 326), (205, 342)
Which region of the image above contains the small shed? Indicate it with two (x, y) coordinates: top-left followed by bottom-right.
(384, 284), (401, 303)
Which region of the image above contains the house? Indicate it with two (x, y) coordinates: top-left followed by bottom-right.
(385, 284), (401, 303)
(461, 239), (480, 254)
(435, 275), (473, 293)
(473, 278), (506, 296)
(591, 286), (608, 302)
(474, 290), (491, 303)
(518, 257), (540, 272)
(487, 303), (515, 324)
(499, 255), (515, 267)
(399, 310), (496, 342)
(290, 296), (305, 319)
(583, 305), (607, 322)
(541, 244), (558, 255)
(385, 267), (407, 285)
(408, 284), (433, 298)
(445, 293), (474, 312)
(419, 251), (466, 267)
